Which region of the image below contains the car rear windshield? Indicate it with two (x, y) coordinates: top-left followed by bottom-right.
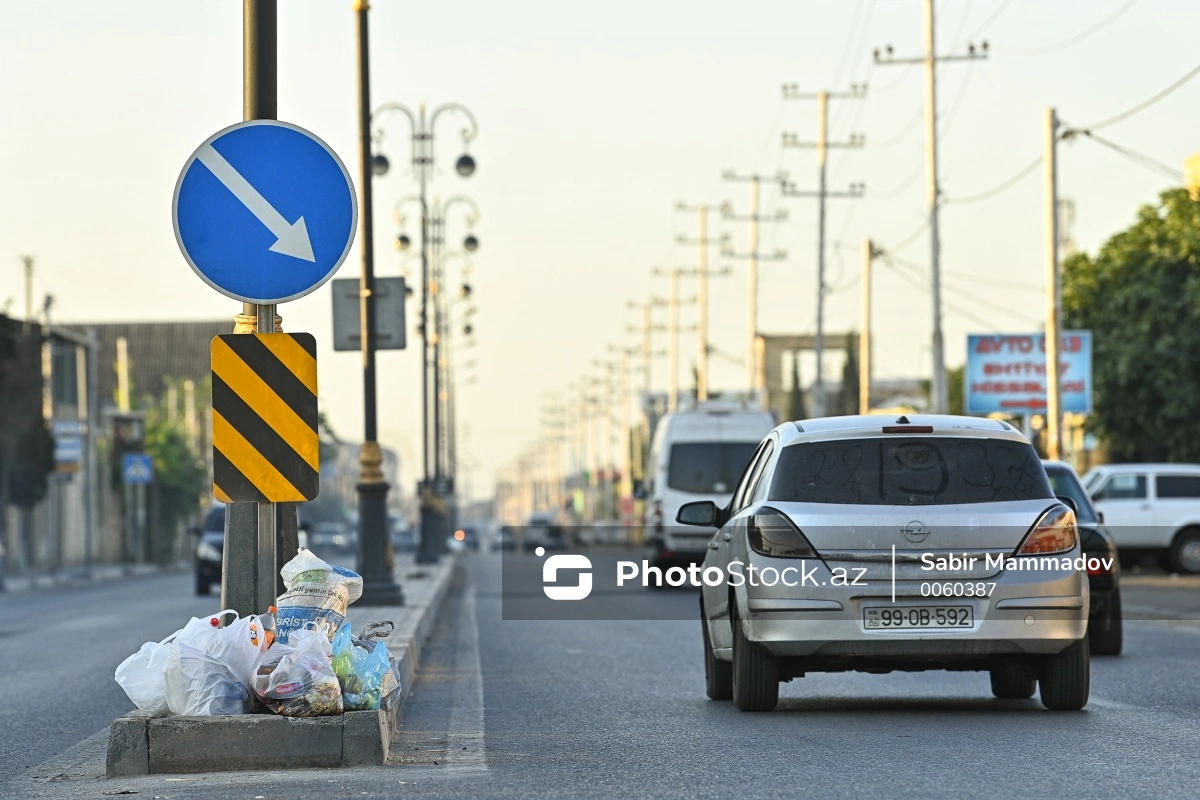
(1044, 466), (1099, 523)
(769, 436), (1052, 505)
(203, 506), (226, 531)
(667, 442), (760, 494)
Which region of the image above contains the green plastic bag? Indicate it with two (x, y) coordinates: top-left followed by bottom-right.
(331, 623), (395, 711)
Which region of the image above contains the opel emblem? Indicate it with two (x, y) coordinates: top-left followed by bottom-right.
(902, 520), (930, 543)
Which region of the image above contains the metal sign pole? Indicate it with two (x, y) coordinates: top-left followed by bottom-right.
(223, 0), (278, 620)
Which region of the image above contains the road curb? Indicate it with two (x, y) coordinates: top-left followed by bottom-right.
(103, 555), (457, 775)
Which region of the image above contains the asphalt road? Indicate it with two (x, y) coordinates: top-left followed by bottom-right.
(8, 553), (1200, 799)
(0, 571), (216, 779)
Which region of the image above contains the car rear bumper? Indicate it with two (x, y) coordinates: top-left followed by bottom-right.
(726, 551), (1089, 660)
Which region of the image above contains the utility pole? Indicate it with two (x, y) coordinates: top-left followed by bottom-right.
(860, 238), (881, 415)
(674, 203), (729, 403)
(781, 83), (866, 417)
(651, 269), (697, 413)
(21, 257), (33, 333)
(1044, 107), (1062, 460)
(874, 5), (988, 413)
(721, 171), (788, 396)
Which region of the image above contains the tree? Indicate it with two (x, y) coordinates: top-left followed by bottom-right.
(841, 333), (860, 415)
(947, 365), (964, 416)
(0, 318), (53, 569)
(787, 351), (806, 420)
(1063, 187), (1200, 461)
(144, 396), (207, 563)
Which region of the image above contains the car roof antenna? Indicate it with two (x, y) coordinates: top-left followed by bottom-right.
(896, 415), (910, 424)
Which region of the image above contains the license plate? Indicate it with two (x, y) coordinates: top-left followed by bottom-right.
(863, 606), (974, 629)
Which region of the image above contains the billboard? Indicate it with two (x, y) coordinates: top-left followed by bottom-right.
(965, 331), (1092, 415)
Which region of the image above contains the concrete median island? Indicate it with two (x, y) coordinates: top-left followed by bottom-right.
(105, 555), (456, 776)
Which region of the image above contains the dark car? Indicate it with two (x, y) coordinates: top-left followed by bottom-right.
(1044, 460), (1123, 656)
(194, 503), (226, 596)
(193, 501), (319, 596)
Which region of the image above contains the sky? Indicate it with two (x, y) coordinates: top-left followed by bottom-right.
(2, 0), (1197, 501)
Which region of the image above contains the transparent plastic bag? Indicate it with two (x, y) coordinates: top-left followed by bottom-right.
(251, 626), (343, 717)
(331, 623), (396, 711)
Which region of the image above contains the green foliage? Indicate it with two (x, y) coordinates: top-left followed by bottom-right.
(947, 365), (965, 416)
(0, 320), (53, 514)
(1063, 187), (1200, 461)
(7, 417), (54, 510)
(144, 389), (207, 561)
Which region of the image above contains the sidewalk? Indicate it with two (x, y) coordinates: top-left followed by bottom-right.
(1, 561), (188, 593)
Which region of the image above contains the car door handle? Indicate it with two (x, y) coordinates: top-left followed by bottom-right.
(722, 532), (732, 542)
(708, 541), (719, 551)
(1139, 504), (1151, 511)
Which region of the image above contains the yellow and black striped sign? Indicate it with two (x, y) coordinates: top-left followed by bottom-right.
(211, 333), (319, 503)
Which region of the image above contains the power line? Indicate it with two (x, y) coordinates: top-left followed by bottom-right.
(966, 0), (1015, 42)
(887, 252), (1039, 324)
(886, 219), (931, 253)
(944, 156), (1042, 205)
(1085, 63), (1200, 131)
(994, 0), (1141, 56)
(1068, 129), (1184, 181)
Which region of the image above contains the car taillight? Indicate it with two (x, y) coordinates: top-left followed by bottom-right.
(1015, 506), (1078, 555)
(748, 509), (817, 558)
(1086, 558), (1113, 576)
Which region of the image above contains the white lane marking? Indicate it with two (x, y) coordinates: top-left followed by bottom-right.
(194, 144), (316, 262)
(443, 582), (488, 771)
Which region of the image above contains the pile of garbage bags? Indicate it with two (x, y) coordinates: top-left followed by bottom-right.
(114, 550), (401, 718)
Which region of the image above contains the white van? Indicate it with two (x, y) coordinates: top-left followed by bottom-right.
(1083, 463), (1200, 573)
(639, 403), (775, 567)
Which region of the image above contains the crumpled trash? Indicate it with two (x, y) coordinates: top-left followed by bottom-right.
(251, 624), (344, 717)
(161, 611), (270, 716)
(331, 622), (400, 711)
(275, 550), (363, 644)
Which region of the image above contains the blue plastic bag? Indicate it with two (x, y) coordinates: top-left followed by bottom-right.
(331, 623), (395, 711)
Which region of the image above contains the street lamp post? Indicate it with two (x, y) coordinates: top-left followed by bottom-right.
(352, 0), (404, 606)
(374, 108), (477, 563)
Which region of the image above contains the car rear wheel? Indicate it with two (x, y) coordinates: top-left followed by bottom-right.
(990, 669), (1036, 699)
(701, 598), (732, 701)
(1089, 590), (1124, 656)
(1169, 527), (1200, 574)
(731, 605), (778, 712)
(1039, 639), (1090, 710)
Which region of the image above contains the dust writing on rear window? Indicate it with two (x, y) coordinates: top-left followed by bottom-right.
(768, 437), (1052, 505)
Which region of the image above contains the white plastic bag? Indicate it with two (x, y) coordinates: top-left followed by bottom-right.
(114, 633), (180, 717)
(161, 610), (270, 716)
(251, 625), (343, 716)
(276, 550), (362, 643)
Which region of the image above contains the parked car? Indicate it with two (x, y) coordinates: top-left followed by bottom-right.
(639, 402), (775, 568)
(687, 414), (1090, 712)
(1083, 463), (1200, 573)
(193, 503), (226, 596)
(192, 501), (319, 596)
(1043, 460), (1123, 655)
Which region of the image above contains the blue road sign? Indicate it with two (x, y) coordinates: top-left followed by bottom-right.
(122, 453), (155, 486)
(172, 120), (358, 304)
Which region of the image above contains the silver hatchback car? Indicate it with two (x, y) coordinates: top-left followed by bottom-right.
(682, 414), (1090, 712)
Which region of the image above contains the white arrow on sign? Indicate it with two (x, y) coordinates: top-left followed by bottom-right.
(195, 144), (317, 262)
